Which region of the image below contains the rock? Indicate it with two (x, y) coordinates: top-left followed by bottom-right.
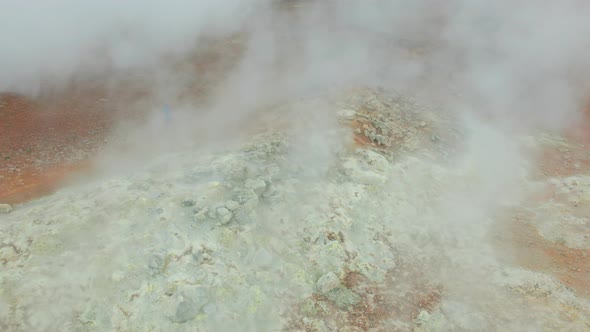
(352, 171), (387, 186)
(192, 247), (212, 265)
(148, 255), (164, 276)
(374, 134), (389, 146)
(217, 157), (256, 181)
(325, 287), (361, 310)
(364, 128), (377, 141)
(202, 303), (217, 315)
(415, 310), (430, 326)
(316, 272), (340, 294)
(194, 196), (207, 210)
(0, 204), (12, 214)
(362, 150), (390, 172)
(245, 179), (267, 196)
(207, 208), (218, 219)
(181, 199), (196, 207)
(216, 207), (233, 225)
(343, 157), (388, 184)
(233, 209), (255, 224)
(262, 187), (277, 198)
(337, 109), (356, 120)
(174, 287), (210, 323)
(165, 285), (178, 297)
(234, 188), (259, 212)
(0, 245), (19, 263)
(225, 200), (240, 211)
(193, 249), (205, 264)
(193, 207), (209, 222)
(174, 300), (199, 323)
(307, 318), (330, 332)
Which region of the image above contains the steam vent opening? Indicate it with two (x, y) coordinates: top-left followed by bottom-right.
(1, 1), (590, 331)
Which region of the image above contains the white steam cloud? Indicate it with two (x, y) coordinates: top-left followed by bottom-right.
(2, 0), (590, 330)
(0, 0), (261, 94)
(2, 0), (589, 131)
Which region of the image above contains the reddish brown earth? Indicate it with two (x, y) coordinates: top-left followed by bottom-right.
(0, 92), (112, 204)
(492, 107), (590, 299)
(0, 36), (245, 205)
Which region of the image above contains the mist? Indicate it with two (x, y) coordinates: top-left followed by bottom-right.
(3, 0), (589, 129)
(2, 0), (590, 331)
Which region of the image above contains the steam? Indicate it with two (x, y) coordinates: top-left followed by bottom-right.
(0, 0), (261, 94)
(2, 0), (589, 130)
(2, 0), (590, 330)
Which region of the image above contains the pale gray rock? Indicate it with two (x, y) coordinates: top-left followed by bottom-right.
(316, 272), (340, 294)
(181, 199), (196, 207)
(174, 300), (199, 323)
(337, 109), (356, 120)
(217, 207), (233, 225)
(148, 255), (164, 276)
(193, 207), (209, 222)
(225, 200), (240, 211)
(245, 179), (267, 196)
(207, 208), (218, 219)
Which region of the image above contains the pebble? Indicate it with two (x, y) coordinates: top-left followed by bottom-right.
(316, 272), (340, 293)
(0, 203), (12, 214)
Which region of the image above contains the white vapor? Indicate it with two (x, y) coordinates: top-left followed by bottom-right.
(2, 0), (590, 330)
(0, 0), (263, 94)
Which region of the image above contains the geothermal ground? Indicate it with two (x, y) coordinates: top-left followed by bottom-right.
(2, 84), (590, 331)
(2, 2), (590, 331)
